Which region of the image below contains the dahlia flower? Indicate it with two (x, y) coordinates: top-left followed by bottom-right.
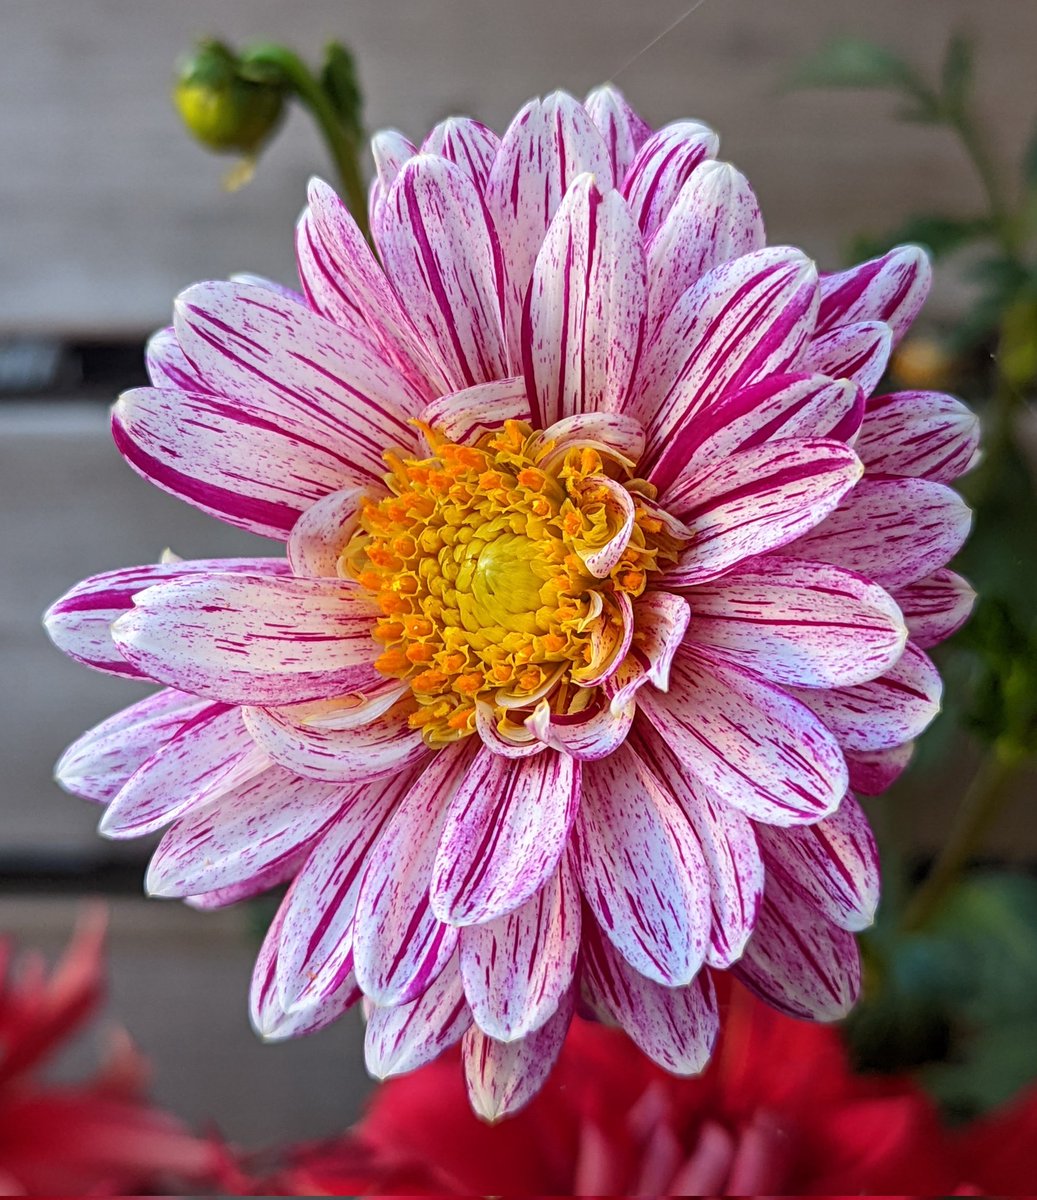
(45, 86), (977, 1119)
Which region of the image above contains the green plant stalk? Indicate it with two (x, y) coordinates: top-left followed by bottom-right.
(950, 108), (1019, 258)
(242, 43), (370, 243)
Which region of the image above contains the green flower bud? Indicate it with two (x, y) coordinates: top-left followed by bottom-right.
(174, 39), (285, 155)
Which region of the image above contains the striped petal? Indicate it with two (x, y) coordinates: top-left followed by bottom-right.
(686, 558), (907, 689)
(846, 742), (914, 795)
(369, 129), (417, 238)
(55, 689), (206, 803)
(640, 644), (848, 826)
(606, 591), (690, 710)
(462, 989), (573, 1121)
(145, 766), (345, 897)
(44, 558), (288, 678)
(353, 744), (475, 1006)
(583, 922), (718, 1074)
(423, 377), (532, 445)
(647, 160), (765, 328)
(857, 390), (981, 482)
(630, 721), (763, 968)
(629, 248), (819, 470)
(378, 156), (508, 391)
(817, 245), (931, 344)
(583, 84), (652, 181)
(421, 118), (500, 193)
(756, 793), (879, 931)
(100, 704), (268, 839)
(894, 568), (975, 648)
(660, 439), (863, 587)
(145, 326), (210, 392)
(621, 121), (720, 238)
(734, 872), (861, 1020)
(186, 845), (311, 912)
(523, 175), (647, 425)
(527, 690), (634, 760)
(430, 747), (579, 926)
(537, 411), (646, 466)
(789, 641), (942, 752)
(798, 320), (892, 397)
(365, 949), (471, 1078)
(460, 856), (580, 1041)
(111, 573), (380, 705)
(576, 744), (710, 986)
(783, 476), (972, 590)
(286, 486), (368, 578)
(485, 91), (613, 358)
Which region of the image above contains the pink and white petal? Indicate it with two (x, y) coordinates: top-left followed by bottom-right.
(857, 390), (981, 482)
(733, 873), (861, 1021)
(845, 742), (914, 795)
(112, 573), (380, 705)
(537, 411), (646, 468)
(353, 743), (475, 1006)
(630, 720), (763, 968)
(229, 272), (306, 304)
(606, 592), (690, 710)
(573, 475), (637, 578)
(368, 129), (417, 240)
(660, 439), (863, 587)
(647, 160), (765, 328)
(55, 689), (206, 803)
(630, 248), (819, 469)
(300, 680), (410, 732)
(274, 770), (415, 1013)
(789, 641), (942, 752)
(650, 373), (862, 493)
(287, 486), (369, 578)
(145, 326), (210, 392)
(584, 84), (652, 182)
(576, 744), (710, 986)
(686, 557), (907, 689)
(475, 703), (546, 759)
(365, 948), (471, 1078)
(44, 557), (289, 677)
(756, 793), (879, 932)
(798, 321), (892, 398)
(379, 156), (508, 391)
(527, 691), (634, 760)
(185, 843), (312, 911)
(817, 245), (931, 345)
(621, 120), (721, 239)
(99, 704), (268, 839)
(462, 989), (573, 1121)
(583, 922), (718, 1074)
(485, 91), (614, 358)
(782, 476), (972, 590)
(430, 747), (579, 926)
(893, 568), (975, 648)
(243, 700), (428, 783)
(421, 118), (500, 193)
(460, 857), (580, 1042)
(523, 176), (647, 426)
(423, 377), (532, 445)
(173, 281), (426, 479)
(639, 645), (848, 825)
(145, 766), (346, 897)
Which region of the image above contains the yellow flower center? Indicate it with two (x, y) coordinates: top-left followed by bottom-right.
(343, 421), (680, 746)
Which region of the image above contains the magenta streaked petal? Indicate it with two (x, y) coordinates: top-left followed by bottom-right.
(423, 377), (532, 445)
(577, 744), (710, 986)
(734, 872), (861, 1021)
(857, 390), (981, 482)
(460, 856), (580, 1042)
(660, 439), (863, 587)
(647, 160), (765, 328)
(583, 921), (718, 1074)
(584, 84), (652, 182)
(353, 743), (475, 1006)
(430, 747), (579, 926)
(369, 129), (417, 240)
(798, 320), (892, 398)
(379, 155), (509, 392)
(186, 843), (312, 911)
(44, 557), (289, 677)
(641, 644), (848, 826)
(365, 949), (471, 1078)
(817, 245), (931, 345)
(287, 486), (370, 579)
(111, 573), (380, 705)
(145, 766), (345, 898)
(55, 689), (206, 803)
(777, 475), (972, 590)
(462, 988), (573, 1121)
(537, 410), (646, 466)
(621, 120), (720, 239)
(686, 557), (907, 689)
(606, 592), (690, 710)
(475, 703), (546, 759)
(630, 248), (819, 470)
(527, 690), (634, 760)
(893, 568), (976, 648)
(145, 326), (210, 393)
(523, 175), (647, 426)
(789, 641), (942, 752)
(573, 475), (636, 578)
(756, 793), (879, 932)
(845, 742), (914, 795)
(485, 91), (614, 360)
(421, 118), (500, 193)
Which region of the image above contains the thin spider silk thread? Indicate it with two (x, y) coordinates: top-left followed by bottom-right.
(607, 0), (712, 83)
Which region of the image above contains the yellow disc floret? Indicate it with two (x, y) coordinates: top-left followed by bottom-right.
(343, 420), (681, 746)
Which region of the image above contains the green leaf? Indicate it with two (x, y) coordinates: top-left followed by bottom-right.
(788, 37), (920, 92)
(940, 32), (974, 120)
(320, 42), (364, 143)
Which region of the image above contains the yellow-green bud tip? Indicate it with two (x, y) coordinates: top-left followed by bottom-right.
(174, 39), (285, 155)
